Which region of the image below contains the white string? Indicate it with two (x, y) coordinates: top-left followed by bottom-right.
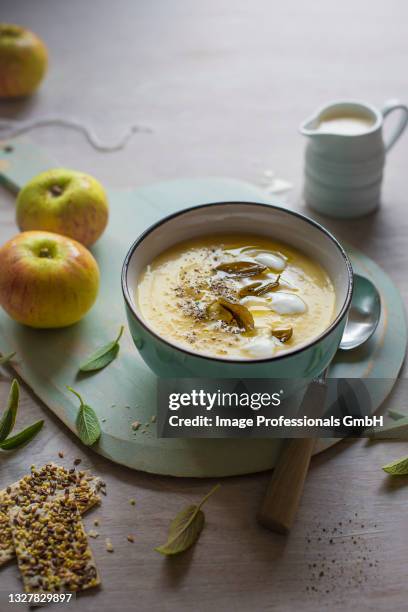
(0, 116), (152, 152)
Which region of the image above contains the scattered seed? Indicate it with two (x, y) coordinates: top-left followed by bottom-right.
(127, 535), (134, 543)
(151, 415), (157, 423)
(58, 451), (64, 459)
(74, 458), (82, 466)
(88, 530), (99, 539)
(131, 421), (141, 431)
(129, 499), (136, 506)
(105, 538), (114, 553)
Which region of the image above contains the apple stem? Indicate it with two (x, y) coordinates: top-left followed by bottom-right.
(39, 247), (51, 258)
(50, 185), (63, 197)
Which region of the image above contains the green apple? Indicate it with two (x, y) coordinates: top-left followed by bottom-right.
(16, 168), (109, 247)
(0, 231), (100, 328)
(0, 24), (48, 98)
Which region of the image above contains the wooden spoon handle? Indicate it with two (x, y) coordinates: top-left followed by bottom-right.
(257, 437), (315, 534)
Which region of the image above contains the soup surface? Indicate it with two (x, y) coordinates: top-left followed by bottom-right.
(135, 235), (336, 359)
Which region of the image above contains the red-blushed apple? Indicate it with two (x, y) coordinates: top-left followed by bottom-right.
(0, 24), (48, 98)
(0, 231), (100, 328)
(16, 168), (109, 247)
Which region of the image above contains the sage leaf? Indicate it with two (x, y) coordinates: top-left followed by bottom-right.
(388, 409), (406, 420)
(382, 455), (408, 476)
(368, 416), (408, 440)
(0, 420), (44, 450)
(79, 326), (124, 372)
(0, 352), (16, 366)
(0, 379), (19, 442)
(67, 386), (101, 446)
(155, 483), (220, 556)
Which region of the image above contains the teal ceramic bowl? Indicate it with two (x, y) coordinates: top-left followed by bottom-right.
(121, 202), (353, 379)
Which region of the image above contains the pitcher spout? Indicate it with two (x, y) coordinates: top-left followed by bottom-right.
(299, 114), (320, 137)
(300, 100), (381, 139)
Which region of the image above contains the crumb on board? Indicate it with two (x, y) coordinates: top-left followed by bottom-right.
(88, 530), (99, 539)
(129, 499), (136, 506)
(131, 421), (141, 431)
(105, 538), (114, 553)
(151, 415), (157, 423)
(127, 535), (135, 543)
(58, 452), (64, 459)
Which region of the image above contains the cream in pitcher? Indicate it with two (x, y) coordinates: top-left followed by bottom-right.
(300, 100), (408, 218)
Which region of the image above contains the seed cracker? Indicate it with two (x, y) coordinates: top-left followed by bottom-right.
(0, 463), (103, 567)
(10, 497), (100, 593)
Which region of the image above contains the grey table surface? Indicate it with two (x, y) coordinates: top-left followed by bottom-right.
(0, 1), (407, 611)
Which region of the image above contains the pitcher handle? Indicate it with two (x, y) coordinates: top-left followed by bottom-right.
(382, 99), (408, 152)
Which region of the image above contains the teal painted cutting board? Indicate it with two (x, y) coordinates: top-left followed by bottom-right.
(0, 139), (406, 477)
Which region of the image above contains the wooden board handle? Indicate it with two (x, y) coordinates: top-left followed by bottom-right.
(257, 437), (315, 534)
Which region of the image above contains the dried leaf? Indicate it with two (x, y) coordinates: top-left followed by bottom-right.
(0, 352), (16, 366)
(79, 326), (124, 372)
(215, 261), (266, 277)
(0, 379), (19, 442)
(382, 455), (408, 476)
(0, 420), (44, 450)
(155, 484), (220, 556)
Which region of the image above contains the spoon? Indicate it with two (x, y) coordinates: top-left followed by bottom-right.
(257, 274), (381, 533)
(339, 274), (381, 350)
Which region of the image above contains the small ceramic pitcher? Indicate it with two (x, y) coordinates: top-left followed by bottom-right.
(300, 99), (408, 218)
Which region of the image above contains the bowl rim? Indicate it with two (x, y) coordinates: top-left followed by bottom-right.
(121, 201), (354, 363)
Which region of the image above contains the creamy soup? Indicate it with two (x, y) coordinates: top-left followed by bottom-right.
(135, 235), (336, 359)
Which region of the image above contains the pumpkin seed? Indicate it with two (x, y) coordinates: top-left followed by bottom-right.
(272, 326), (293, 343)
(215, 261), (266, 277)
(217, 298), (255, 332)
(207, 301), (234, 324)
(239, 276), (280, 297)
